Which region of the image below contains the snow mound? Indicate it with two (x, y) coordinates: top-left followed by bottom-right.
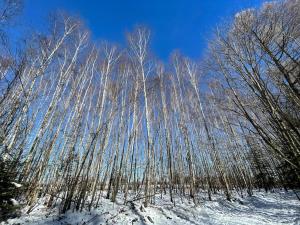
(9, 198), (20, 206)
(11, 182), (22, 188)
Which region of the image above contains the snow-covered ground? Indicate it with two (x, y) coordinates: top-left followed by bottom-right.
(2, 190), (299, 225)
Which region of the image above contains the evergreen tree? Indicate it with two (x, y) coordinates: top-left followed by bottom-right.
(0, 153), (22, 221)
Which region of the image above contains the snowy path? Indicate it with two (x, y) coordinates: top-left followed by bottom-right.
(2, 190), (299, 225)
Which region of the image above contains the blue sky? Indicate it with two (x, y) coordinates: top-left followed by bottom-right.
(23, 0), (265, 60)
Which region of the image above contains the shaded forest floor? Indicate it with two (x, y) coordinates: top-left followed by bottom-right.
(2, 190), (299, 225)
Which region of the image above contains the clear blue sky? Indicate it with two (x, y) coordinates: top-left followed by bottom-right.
(23, 0), (265, 60)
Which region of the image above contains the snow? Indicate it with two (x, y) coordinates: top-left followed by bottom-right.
(9, 198), (20, 206)
(1, 190), (299, 225)
(11, 182), (22, 188)
(1, 153), (11, 161)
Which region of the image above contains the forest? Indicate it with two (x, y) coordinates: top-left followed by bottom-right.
(0, 0), (299, 224)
